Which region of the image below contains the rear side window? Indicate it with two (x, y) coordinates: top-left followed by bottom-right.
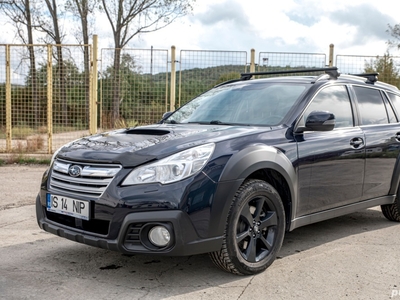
(353, 86), (388, 125)
(304, 85), (353, 128)
(383, 94), (397, 123)
(387, 92), (400, 121)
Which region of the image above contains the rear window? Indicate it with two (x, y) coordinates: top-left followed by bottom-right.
(387, 92), (400, 121)
(353, 86), (388, 125)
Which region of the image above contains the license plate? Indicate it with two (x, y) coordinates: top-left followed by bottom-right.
(46, 194), (90, 220)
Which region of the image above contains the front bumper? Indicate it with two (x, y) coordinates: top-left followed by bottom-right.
(36, 195), (223, 256)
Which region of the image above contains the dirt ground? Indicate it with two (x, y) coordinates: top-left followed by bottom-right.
(1, 164), (400, 300)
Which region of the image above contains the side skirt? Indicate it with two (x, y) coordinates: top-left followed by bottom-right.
(289, 195), (395, 231)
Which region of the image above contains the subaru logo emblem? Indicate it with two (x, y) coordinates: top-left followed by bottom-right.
(68, 165), (82, 177)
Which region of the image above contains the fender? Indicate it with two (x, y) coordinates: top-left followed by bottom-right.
(208, 144), (298, 237)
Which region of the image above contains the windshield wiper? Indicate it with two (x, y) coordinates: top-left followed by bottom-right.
(187, 120), (240, 125)
(210, 120), (223, 124)
(189, 120), (228, 125)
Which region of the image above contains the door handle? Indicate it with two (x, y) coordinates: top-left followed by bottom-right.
(350, 137), (364, 149)
(395, 132), (400, 142)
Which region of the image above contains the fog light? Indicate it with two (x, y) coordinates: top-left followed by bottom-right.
(148, 226), (171, 247)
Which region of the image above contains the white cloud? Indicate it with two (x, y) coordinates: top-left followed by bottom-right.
(1, 0), (399, 58)
(125, 0), (398, 57)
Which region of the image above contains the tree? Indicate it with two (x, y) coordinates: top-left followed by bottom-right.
(0, 0), (40, 126)
(66, 0), (98, 46)
(364, 52), (400, 87)
(66, 0), (99, 110)
(34, 0), (69, 125)
(387, 24), (400, 50)
(101, 0), (195, 125)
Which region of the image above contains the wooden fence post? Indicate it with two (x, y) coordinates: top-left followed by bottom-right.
(5, 45), (11, 152)
(170, 45), (176, 112)
(47, 44), (53, 154)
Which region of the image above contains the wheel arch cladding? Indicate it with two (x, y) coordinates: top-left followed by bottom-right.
(218, 145), (297, 229)
(388, 154), (400, 195)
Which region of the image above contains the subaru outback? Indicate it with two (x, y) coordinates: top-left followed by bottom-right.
(36, 67), (400, 275)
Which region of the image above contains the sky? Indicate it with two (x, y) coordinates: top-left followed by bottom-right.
(99, 0), (400, 57)
(2, 0), (400, 58)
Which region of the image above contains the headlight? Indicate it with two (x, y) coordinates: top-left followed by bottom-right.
(122, 143), (215, 185)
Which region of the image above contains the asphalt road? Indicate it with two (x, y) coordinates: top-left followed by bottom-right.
(1, 165), (400, 300)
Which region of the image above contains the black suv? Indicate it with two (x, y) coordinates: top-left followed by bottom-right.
(36, 67), (400, 275)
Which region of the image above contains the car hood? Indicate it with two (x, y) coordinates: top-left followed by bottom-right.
(57, 124), (273, 167)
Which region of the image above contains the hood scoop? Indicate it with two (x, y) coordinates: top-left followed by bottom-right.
(125, 128), (170, 136)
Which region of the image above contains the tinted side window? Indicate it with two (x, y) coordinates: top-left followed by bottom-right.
(383, 93), (397, 123)
(353, 86), (388, 125)
(387, 92), (400, 121)
(304, 85), (353, 128)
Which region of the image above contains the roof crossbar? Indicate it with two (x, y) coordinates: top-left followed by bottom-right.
(240, 67), (340, 80)
(214, 67), (341, 88)
(349, 72), (379, 84)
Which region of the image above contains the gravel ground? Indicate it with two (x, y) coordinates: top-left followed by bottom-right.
(1, 164), (400, 300)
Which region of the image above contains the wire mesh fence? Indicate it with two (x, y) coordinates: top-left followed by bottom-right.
(336, 54), (400, 88)
(178, 50), (248, 107)
(3, 43), (400, 155)
(0, 45), (6, 148)
(0, 44), (91, 153)
(0, 45), (49, 153)
(99, 48), (169, 129)
(9, 45), (48, 153)
(256, 52), (327, 77)
(48, 45), (92, 151)
(50, 45), (91, 138)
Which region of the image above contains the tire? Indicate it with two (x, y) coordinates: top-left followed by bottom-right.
(209, 179), (286, 275)
(381, 197), (400, 222)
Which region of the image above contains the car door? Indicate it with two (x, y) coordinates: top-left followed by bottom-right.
(352, 86), (400, 200)
(295, 85), (365, 217)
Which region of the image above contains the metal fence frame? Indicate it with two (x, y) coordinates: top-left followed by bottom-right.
(99, 47), (169, 129)
(257, 52), (328, 71)
(3, 42), (399, 155)
(177, 49), (249, 107)
(0, 40), (96, 154)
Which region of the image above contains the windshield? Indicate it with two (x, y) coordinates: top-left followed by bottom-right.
(164, 82), (308, 126)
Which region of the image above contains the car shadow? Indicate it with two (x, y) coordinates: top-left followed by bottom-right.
(279, 207), (397, 258)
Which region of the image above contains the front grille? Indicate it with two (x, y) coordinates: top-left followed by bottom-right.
(49, 159), (122, 198)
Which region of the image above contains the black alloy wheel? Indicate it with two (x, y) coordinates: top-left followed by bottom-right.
(209, 179), (286, 275)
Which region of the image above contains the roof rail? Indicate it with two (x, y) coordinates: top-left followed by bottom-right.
(213, 77), (247, 88)
(240, 67), (340, 80)
(349, 72), (378, 84)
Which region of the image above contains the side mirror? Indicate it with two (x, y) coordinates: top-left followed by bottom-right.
(304, 111), (335, 132)
(159, 111), (173, 123)
(162, 111), (173, 119)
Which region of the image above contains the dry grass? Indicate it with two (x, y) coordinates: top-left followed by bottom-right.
(114, 118), (139, 129)
(11, 126), (35, 139)
(1, 135), (46, 154)
(26, 135), (45, 152)
(0, 153), (50, 165)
